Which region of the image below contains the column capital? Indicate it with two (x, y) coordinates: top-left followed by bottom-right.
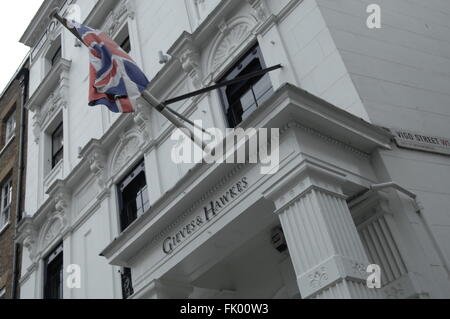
(264, 162), (347, 213)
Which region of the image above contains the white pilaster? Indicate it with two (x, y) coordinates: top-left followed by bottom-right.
(350, 191), (431, 299)
(250, 0), (300, 89)
(266, 165), (380, 299)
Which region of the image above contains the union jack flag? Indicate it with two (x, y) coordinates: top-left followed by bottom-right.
(63, 19), (149, 113)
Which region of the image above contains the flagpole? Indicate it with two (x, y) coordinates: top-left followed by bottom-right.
(164, 64), (283, 106)
(165, 106), (213, 137)
(50, 9), (210, 152)
(140, 90), (210, 151)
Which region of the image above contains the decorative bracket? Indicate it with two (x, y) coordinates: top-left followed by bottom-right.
(133, 101), (152, 141)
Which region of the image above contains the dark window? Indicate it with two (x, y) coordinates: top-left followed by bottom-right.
(219, 45), (273, 128)
(52, 123), (64, 168)
(51, 46), (62, 67)
(121, 268), (134, 299)
(118, 161), (149, 231)
(44, 244), (63, 299)
(120, 36), (131, 54)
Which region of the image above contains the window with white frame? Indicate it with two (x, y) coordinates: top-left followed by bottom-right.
(51, 122), (64, 169)
(43, 114), (64, 177)
(115, 24), (131, 55)
(44, 243), (63, 299)
(218, 44), (273, 128)
(118, 161), (149, 232)
(50, 45), (62, 67)
(44, 36), (62, 75)
(0, 178), (12, 231)
(5, 111), (16, 143)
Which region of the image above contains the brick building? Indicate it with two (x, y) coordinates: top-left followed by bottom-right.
(0, 58), (29, 299)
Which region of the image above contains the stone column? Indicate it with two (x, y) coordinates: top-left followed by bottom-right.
(265, 165), (380, 299)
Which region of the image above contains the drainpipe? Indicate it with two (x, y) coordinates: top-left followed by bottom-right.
(11, 67), (29, 299)
(370, 182), (450, 278)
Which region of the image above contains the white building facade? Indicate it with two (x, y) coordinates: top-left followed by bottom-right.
(16, 0), (450, 299)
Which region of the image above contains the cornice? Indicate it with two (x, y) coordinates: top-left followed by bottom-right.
(0, 54), (29, 101)
(275, 84), (393, 153)
(281, 122), (371, 159)
(148, 0), (240, 96)
(15, 178), (71, 263)
(100, 83), (394, 264)
(20, 0), (66, 47)
(150, 0), (303, 101)
(84, 0), (121, 28)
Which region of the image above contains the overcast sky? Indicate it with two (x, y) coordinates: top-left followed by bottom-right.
(0, 0), (44, 93)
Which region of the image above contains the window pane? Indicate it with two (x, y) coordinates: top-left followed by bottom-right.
(219, 45), (273, 128)
(142, 185), (150, 212)
(1, 186), (5, 209)
(252, 74), (273, 102)
(1, 207), (10, 228)
(136, 189), (143, 216)
(52, 149), (64, 167)
(51, 47), (62, 66)
(121, 268), (134, 299)
(240, 89), (256, 112)
(44, 246), (63, 299)
(119, 165), (149, 231)
(1, 180), (12, 211)
(120, 36), (131, 54)
(7, 181), (12, 205)
(5, 112), (16, 141)
(52, 124), (64, 168)
(52, 125), (64, 156)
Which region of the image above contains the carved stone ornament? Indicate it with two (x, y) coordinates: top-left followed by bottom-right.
(43, 218), (63, 245)
(22, 227), (38, 261)
(247, 0), (269, 23)
(208, 16), (256, 74)
(89, 149), (107, 188)
(111, 131), (141, 175)
(39, 212), (67, 253)
(213, 24), (249, 70)
(384, 284), (405, 299)
(47, 20), (60, 43)
(31, 85), (68, 145)
(180, 47), (203, 89)
(32, 111), (42, 144)
(133, 101), (152, 141)
(309, 267), (329, 289)
(103, 0), (132, 37)
(54, 190), (69, 213)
